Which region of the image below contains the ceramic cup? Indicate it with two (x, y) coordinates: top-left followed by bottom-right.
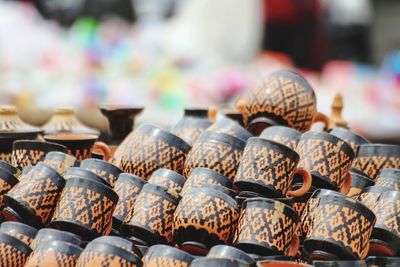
(0, 160), (21, 177)
(122, 183), (180, 245)
(91, 236), (142, 259)
(365, 256), (400, 267)
(297, 131), (354, 193)
(0, 167), (19, 210)
(171, 108), (213, 146)
(75, 241), (142, 267)
(312, 260), (367, 267)
(206, 118), (252, 142)
(375, 168), (400, 191)
(50, 177), (118, 241)
(43, 133), (112, 161)
(352, 144), (400, 181)
(329, 127), (370, 155)
(80, 158), (123, 187)
(191, 257), (250, 267)
(241, 70), (329, 135)
(64, 167), (111, 187)
(0, 232), (32, 267)
(369, 191), (400, 257)
(357, 186), (393, 211)
(43, 151), (79, 175)
(181, 167), (233, 195)
(260, 126), (302, 150)
(0, 222), (37, 247)
(112, 124), (191, 180)
(148, 168), (186, 194)
(347, 171), (375, 197)
(3, 162), (65, 228)
(24, 240), (82, 267)
(257, 261), (313, 267)
(234, 197), (300, 257)
(143, 244), (195, 267)
(184, 131), (246, 180)
(207, 245), (255, 266)
(12, 140), (67, 170)
(304, 194), (376, 260)
(113, 173), (147, 231)
(173, 187), (239, 255)
(234, 137), (312, 198)
(30, 228), (82, 250)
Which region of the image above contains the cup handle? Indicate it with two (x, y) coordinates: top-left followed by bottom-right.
(288, 234), (300, 257)
(313, 111), (330, 130)
(287, 168), (312, 197)
(93, 141), (112, 161)
(236, 99), (246, 114)
(340, 172), (352, 195)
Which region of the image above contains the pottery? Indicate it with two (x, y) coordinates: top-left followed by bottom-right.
(142, 244), (195, 267)
(173, 187), (239, 255)
(43, 151), (79, 175)
(113, 173), (147, 231)
(352, 144), (400, 181)
(357, 186), (393, 211)
(30, 228), (82, 250)
(0, 160), (21, 177)
(224, 110), (245, 126)
(0, 167), (19, 210)
(304, 194), (376, 260)
(92, 236), (142, 258)
(189, 183), (237, 199)
(148, 168), (186, 194)
(369, 191), (400, 257)
(122, 183), (180, 245)
(76, 241), (142, 267)
(80, 158), (123, 187)
(260, 126), (302, 150)
(0, 222), (37, 247)
(99, 105), (143, 145)
(64, 167), (111, 186)
(313, 260), (367, 267)
(207, 245), (255, 266)
(234, 137), (312, 198)
(3, 162), (65, 228)
(24, 240), (82, 267)
(183, 131), (246, 180)
(43, 133), (111, 161)
(257, 261), (312, 267)
(347, 171), (375, 197)
(206, 118), (252, 142)
(50, 177), (118, 240)
(12, 140), (67, 169)
(0, 106), (43, 164)
(21, 166), (33, 175)
(191, 257), (250, 267)
(365, 256), (400, 267)
(171, 108), (213, 146)
(181, 167), (233, 195)
(112, 124), (191, 180)
(0, 232), (32, 267)
(329, 127), (370, 155)
(43, 107), (99, 136)
(375, 168), (400, 191)
(297, 131), (354, 193)
(235, 191), (266, 209)
(241, 70), (329, 135)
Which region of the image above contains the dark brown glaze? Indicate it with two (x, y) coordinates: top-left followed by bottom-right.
(148, 168), (185, 194)
(0, 160), (21, 177)
(80, 158), (123, 187)
(30, 228), (82, 250)
(207, 245), (255, 265)
(181, 167), (232, 195)
(0, 222), (37, 247)
(206, 118), (252, 141)
(142, 244), (194, 267)
(43, 151), (79, 175)
(260, 126), (302, 150)
(0, 232), (32, 267)
(0, 167), (19, 210)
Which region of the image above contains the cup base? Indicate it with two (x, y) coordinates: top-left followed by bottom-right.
(2, 195), (42, 228)
(304, 239), (358, 260)
(49, 220), (99, 242)
(180, 241), (209, 256)
(235, 242), (282, 257)
(121, 223), (163, 246)
(173, 225), (225, 252)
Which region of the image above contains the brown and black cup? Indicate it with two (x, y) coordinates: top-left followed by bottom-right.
(143, 244), (195, 266)
(64, 167), (111, 187)
(0, 221), (37, 247)
(80, 158), (123, 187)
(0, 232), (32, 267)
(31, 228), (82, 250)
(92, 236), (142, 258)
(357, 186), (393, 211)
(0, 160), (21, 177)
(43, 151), (79, 175)
(206, 118), (252, 142)
(181, 167), (233, 195)
(207, 245), (255, 266)
(347, 171), (375, 197)
(0, 167), (19, 210)
(50, 177), (118, 241)
(3, 162), (65, 228)
(375, 168), (400, 191)
(260, 126), (302, 150)
(329, 127), (370, 155)
(234, 137), (312, 198)
(148, 168), (186, 194)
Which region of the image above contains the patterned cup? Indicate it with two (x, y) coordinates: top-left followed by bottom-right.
(297, 131), (354, 193)
(142, 244), (195, 267)
(76, 241), (142, 267)
(43, 151), (79, 175)
(148, 168), (186, 194)
(64, 167), (110, 187)
(234, 138), (312, 198)
(352, 144), (400, 181)
(122, 183), (180, 245)
(347, 171), (375, 198)
(183, 132), (246, 180)
(173, 187), (239, 255)
(241, 70), (329, 135)
(112, 124), (191, 179)
(80, 158), (123, 187)
(92, 236), (142, 259)
(3, 162), (65, 228)
(0, 160), (21, 177)
(25, 240), (82, 267)
(0, 222), (37, 247)
(304, 194), (376, 260)
(207, 245), (255, 266)
(329, 128), (370, 155)
(366, 256), (400, 267)
(206, 118), (252, 142)
(0, 232), (32, 267)
(375, 168), (400, 191)
(357, 186), (392, 211)
(181, 167), (233, 195)
(50, 177), (118, 241)
(12, 140), (67, 170)
(369, 191), (400, 256)
(112, 173), (147, 231)
(0, 167), (19, 210)
(30, 228), (82, 250)
(260, 126), (302, 150)
(234, 197), (300, 257)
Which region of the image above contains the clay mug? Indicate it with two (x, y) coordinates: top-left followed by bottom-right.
(347, 170), (375, 197)
(43, 151), (79, 175)
(0, 232), (32, 267)
(260, 126), (302, 150)
(148, 168), (186, 194)
(207, 245), (255, 266)
(181, 167), (233, 195)
(30, 228), (82, 250)
(375, 168), (400, 191)
(0, 160), (21, 177)
(357, 186), (392, 211)
(329, 127), (370, 155)
(0, 221), (37, 247)
(91, 236), (142, 259)
(80, 158), (123, 187)
(206, 118), (252, 141)
(142, 244), (195, 267)
(64, 167), (111, 187)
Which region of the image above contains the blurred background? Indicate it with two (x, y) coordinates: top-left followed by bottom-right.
(0, 0), (399, 143)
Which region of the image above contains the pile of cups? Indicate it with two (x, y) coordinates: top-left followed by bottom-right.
(0, 70), (398, 267)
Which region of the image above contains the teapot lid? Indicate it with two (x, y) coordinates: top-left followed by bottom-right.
(0, 106), (43, 136)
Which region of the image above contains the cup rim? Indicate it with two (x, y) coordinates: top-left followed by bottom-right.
(207, 118), (252, 141)
(357, 144), (400, 157)
(0, 167), (19, 186)
(329, 127), (370, 144)
(247, 137), (300, 161)
(183, 186), (238, 209)
(34, 240), (83, 256)
(208, 244), (255, 264)
(198, 131), (246, 151)
(117, 173), (147, 187)
(64, 177), (118, 202)
(81, 158), (123, 174)
(150, 168), (186, 185)
(242, 197), (299, 222)
(65, 167), (112, 188)
(0, 221), (37, 237)
(189, 167), (233, 188)
(141, 183), (180, 204)
(0, 232), (32, 255)
(260, 125), (302, 139)
(36, 228), (82, 243)
(379, 168), (400, 180)
(145, 244), (195, 263)
(84, 242), (141, 263)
